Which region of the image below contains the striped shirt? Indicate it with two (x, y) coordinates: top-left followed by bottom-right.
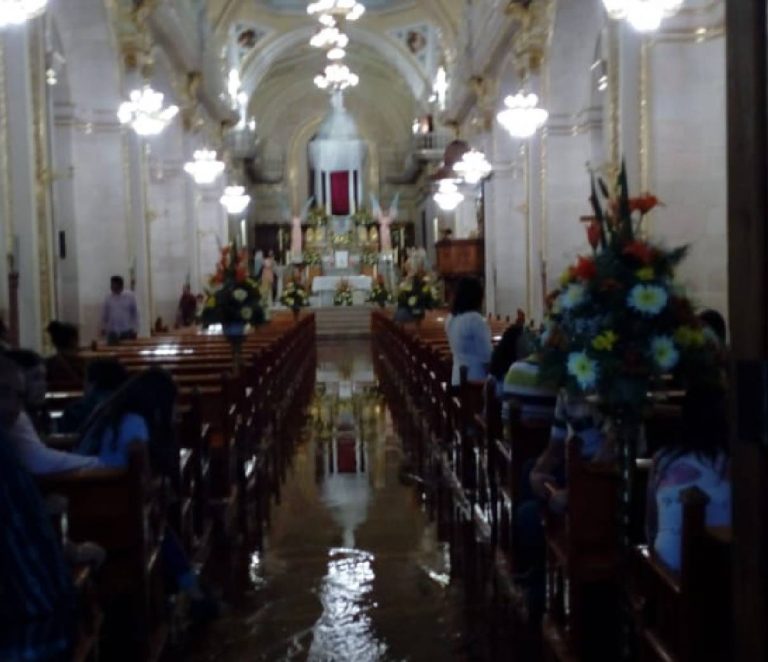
(503, 356), (557, 424)
(550, 390), (604, 460)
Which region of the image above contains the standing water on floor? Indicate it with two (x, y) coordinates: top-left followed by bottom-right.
(188, 341), (474, 661)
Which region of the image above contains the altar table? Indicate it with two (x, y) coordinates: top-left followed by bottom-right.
(311, 275), (372, 306)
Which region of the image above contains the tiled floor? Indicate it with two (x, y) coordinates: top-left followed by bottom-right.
(187, 340), (473, 661)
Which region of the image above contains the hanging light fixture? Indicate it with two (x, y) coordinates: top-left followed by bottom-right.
(307, 0), (365, 23)
(220, 186), (251, 215)
(314, 63), (359, 91)
(310, 25), (349, 50)
(602, 0), (685, 32)
(118, 85), (179, 137)
(184, 149), (225, 186)
(433, 180), (464, 212)
(0, 0), (47, 28)
(497, 92), (548, 139)
(453, 149), (492, 185)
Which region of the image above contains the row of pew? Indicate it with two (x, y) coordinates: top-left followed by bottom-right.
(37, 312), (317, 661)
(371, 309), (732, 661)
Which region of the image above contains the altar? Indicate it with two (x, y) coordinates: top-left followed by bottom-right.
(312, 275), (372, 306)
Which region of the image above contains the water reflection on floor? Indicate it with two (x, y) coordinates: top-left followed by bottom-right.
(189, 341), (469, 661)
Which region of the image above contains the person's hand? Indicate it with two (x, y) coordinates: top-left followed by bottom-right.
(530, 471), (557, 500)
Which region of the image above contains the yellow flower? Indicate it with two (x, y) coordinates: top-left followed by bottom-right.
(636, 267), (655, 281)
(205, 297), (216, 308)
(674, 326), (705, 348)
(559, 268), (573, 287)
(592, 330), (618, 352)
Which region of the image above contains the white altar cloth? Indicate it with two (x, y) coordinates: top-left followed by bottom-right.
(311, 275), (372, 306)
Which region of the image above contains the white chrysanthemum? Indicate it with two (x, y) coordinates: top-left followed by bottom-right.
(560, 283), (587, 310)
(567, 351), (598, 390)
(233, 288), (248, 302)
(651, 336), (679, 371)
(408, 296), (417, 307)
(627, 284), (668, 316)
(241, 307), (253, 320)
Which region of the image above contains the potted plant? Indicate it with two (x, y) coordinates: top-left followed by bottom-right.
(333, 279), (354, 306)
(396, 271), (440, 321)
(280, 280), (310, 319)
(367, 276), (392, 308)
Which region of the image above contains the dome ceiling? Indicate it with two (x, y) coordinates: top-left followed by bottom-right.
(257, 0), (416, 14)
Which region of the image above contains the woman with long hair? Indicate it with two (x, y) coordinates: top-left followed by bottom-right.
(444, 277), (492, 387)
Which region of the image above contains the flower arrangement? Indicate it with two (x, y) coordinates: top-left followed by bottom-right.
(280, 280), (310, 312)
(202, 242), (264, 329)
(539, 165), (719, 416)
(361, 250), (379, 266)
(304, 249), (322, 266)
(332, 232), (352, 247)
(334, 279), (354, 306)
(308, 206), (329, 226)
(367, 276), (392, 307)
(397, 271), (440, 318)
(351, 208), (374, 226)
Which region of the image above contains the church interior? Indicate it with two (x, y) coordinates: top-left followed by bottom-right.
(1, 0), (766, 660)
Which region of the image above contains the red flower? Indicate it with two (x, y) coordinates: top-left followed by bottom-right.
(623, 240), (656, 265)
(573, 256), (597, 281)
(629, 194), (659, 215)
(235, 267), (247, 283)
(586, 220), (602, 250)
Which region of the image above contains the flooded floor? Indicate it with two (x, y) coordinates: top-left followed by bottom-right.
(188, 341), (476, 661)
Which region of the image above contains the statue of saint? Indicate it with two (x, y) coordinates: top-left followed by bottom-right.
(371, 192), (400, 254)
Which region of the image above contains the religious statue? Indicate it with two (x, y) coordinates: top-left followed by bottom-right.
(281, 196), (314, 263)
(371, 192), (400, 254)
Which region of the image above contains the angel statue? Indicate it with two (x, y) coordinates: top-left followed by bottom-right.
(280, 196), (314, 263)
(370, 192), (400, 254)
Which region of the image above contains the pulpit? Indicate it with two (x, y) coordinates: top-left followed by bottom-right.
(435, 238), (485, 304)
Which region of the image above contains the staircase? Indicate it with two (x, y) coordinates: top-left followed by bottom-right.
(314, 306), (372, 339)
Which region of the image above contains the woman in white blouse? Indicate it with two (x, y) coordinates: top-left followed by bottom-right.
(445, 277), (493, 387)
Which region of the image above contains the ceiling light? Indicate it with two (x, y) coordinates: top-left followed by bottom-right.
(307, 0), (365, 22)
(310, 26), (349, 50)
(453, 149), (492, 185)
(0, 0), (47, 28)
(220, 186), (251, 215)
(184, 149), (225, 186)
(314, 63), (359, 91)
(603, 0), (685, 32)
(433, 180), (464, 212)
(117, 85), (179, 137)
(497, 92), (548, 139)
(327, 47), (346, 60)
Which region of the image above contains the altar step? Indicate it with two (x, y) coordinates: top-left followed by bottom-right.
(314, 306), (373, 339)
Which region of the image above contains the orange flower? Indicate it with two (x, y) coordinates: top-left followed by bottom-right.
(624, 240), (655, 265)
(629, 194), (659, 215)
(586, 220), (602, 250)
(573, 256), (597, 281)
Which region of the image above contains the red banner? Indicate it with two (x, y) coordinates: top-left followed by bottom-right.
(330, 171), (350, 216)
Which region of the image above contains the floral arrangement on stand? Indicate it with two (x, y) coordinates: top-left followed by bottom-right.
(539, 165), (719, 416)
(304, 249), (322, 266)
(308, 206), (329, 227)
(280, 280), (311, 314)
(332, 232), (352, 248)
(202, 242), (264, 330)
(397, 271), (440, 319)
(334, 279), (354, 306)
(361, 250), (379, 266)
(351, 208), (374, 226)
(367, 276), (392, 307)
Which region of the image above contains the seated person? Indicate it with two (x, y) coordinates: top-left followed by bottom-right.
(0, 355), (99, 475)
(58, 359), (128, 434)
(45, 321), (85, 388)
(502, 352), (558, 425)
(445, 277), (492, 387)
(5, 349), (54, 434)
(645, 385), (731, 572)
(0, 429), (77, 660)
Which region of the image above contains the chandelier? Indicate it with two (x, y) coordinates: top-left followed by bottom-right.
(0, 0), (47, 28)
(453, 149), (492, 185)
(184, 149), (225, 186)
(497, 92), (548, 139)
(314, 63), (359, 91)
(307, 0), (365, 23)
(603, 0), (684, 32)
(433, 180), (464, 212)
(117, 85), (179, 137)
(310, 26), (349, 50)
(220, 186), (251, 215)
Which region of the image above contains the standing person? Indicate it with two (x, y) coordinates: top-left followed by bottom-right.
(253, 249), (264, 281)
(176, 284), (197, 328)
(444, 277), (492, 387)
(261, 250), (276, 306)
(100, 275), (139, 344)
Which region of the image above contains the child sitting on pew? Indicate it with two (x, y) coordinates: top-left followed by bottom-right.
(645, 385), (731, 572)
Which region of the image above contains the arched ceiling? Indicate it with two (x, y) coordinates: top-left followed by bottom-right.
(256, 0), (417, 14)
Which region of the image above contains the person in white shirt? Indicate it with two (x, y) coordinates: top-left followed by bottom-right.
(444, 277), (493, 387)
(101, 275), (139, 344)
